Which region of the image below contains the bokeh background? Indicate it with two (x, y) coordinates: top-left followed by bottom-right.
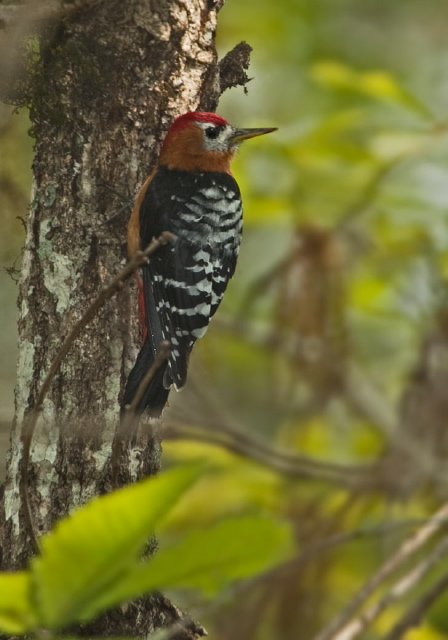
(3, 0), (448, 638)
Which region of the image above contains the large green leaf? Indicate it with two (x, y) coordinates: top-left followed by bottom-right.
(84, 514), (293, 617)
(0, 571), (37, 634)
(31, 464), (201, 629)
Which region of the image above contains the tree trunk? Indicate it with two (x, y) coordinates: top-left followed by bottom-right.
(0, 1), (249, 635)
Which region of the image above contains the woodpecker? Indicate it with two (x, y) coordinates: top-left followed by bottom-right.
(122, 111), (276, 417)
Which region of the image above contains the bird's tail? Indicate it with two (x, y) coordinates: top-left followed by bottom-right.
(121, 337), (170, 419)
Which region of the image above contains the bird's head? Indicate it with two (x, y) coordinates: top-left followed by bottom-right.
(159, 111), (277, 173)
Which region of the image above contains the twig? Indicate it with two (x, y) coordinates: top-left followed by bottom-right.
(20, 231), (175, 553)
(96, 181), (132, 227)
(384, 567), (448, 640)
(213, 315), (397, 438)
(98, 181), (132, 203)
(98, 200), (132, 227)
(312, 500), (448, 640)
(217, 517), (448, 613)
(123, 342), (171, 419)
(136, 517), (448, 640)
(111, 341), (171, 488)
(214, 316), (448, 494)
(331, 534), (448, 640)
(162, 421), (373, 487)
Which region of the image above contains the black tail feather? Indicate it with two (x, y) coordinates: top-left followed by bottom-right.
(121, 338), (170, 419)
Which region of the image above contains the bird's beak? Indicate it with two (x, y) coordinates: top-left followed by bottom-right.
(229, 127), (278, 143)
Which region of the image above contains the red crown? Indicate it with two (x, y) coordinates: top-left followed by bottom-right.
(168, 111), (229, 133)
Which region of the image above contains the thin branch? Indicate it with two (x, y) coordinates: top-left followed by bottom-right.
(162, 420), (373, 487)
(218, 517), (448, 612)
(213, 314), (397, 437)
(140, 516), (448, 640)
(20, 231), (175, 553)
(312, 500), (448, 640)
(384, 569), (448, 640)
(214, 316), (448, 495)
(29, 233), (174, 425)
(111, 340), (171, 488)
(97, 200), (132, 227)
(123, 342), (171, 419)
(216, 314), (447, 495)
(331, 535), (448, 640)
(174, 370), (361, 479)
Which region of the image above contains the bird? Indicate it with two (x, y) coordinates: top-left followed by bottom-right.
(122, 111), (277, 418)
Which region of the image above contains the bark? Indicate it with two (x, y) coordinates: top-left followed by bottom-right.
(0, 0), (250, 636)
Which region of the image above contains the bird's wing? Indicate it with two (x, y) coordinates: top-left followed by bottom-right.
(139, 168), (211, 389)
(151, 240), (214, 388)
(138, 167), (241, 389)
(210, 200), (242, 318)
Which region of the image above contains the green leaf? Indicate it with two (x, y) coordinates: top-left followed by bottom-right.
(87, 515), (293, 616)
(31, 464), (202, 630)
(0, 571), (37, 634)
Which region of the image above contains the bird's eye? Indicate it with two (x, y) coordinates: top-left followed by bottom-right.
(205, 127), (219, 139)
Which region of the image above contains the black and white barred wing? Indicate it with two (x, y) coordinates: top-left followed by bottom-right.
(188, 184), (243, 319)
(139, 167), (243, 391)
(150, 241), (214, 390)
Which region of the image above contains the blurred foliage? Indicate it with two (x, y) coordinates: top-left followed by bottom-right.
(0, 465), (291, 635)
(166, 0), (448, 638)
(3, 0), (448, 638)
